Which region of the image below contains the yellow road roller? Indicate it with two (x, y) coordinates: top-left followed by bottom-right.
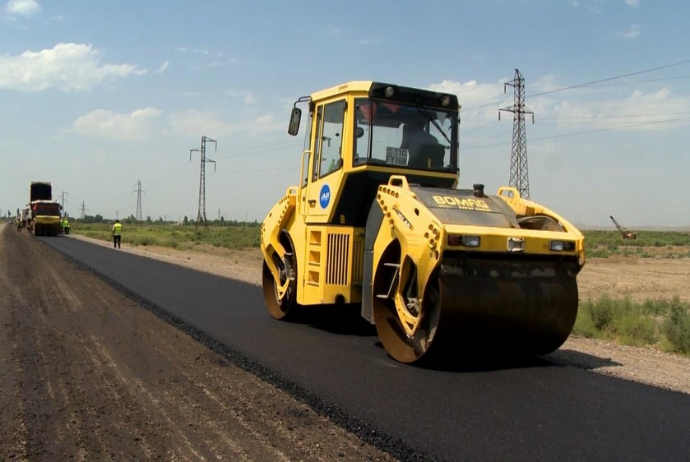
(260, 81), (585, 364)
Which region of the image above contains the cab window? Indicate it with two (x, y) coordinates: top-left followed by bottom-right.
(312, 100), (346, 180)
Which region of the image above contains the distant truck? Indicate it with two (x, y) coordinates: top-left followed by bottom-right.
(28, 181), (62, 236)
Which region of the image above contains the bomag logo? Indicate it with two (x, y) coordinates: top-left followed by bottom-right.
(432, 195), (491, 212)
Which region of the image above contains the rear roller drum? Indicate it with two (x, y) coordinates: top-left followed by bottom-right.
(262, 252), (298, 320)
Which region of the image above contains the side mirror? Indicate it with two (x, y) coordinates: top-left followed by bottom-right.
(288, 107), (302, 136)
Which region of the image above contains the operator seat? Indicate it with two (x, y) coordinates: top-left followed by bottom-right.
(408, 143), (445, 169)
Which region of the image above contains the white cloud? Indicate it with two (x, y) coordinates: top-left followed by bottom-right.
(208, 57), (238, 67)
(625, 0), (640, 8)
(174, 47), (209, 56)
(568, 1), (579, 8)
(5, 0), (40, 17)
(225, 88), (257, 104)
(431, 76), (690, 136)
(168, 110), (282, 137)
(155, 61), (169, 73)
(428, 79), (511, 121)
(544, 87), (690, 132)
(168, 110), (235, 137)
(0, 43), (146, 92)
(73, 108), (162, 139)
(619, 24), (640, 39)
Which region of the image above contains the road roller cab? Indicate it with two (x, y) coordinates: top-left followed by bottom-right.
(260, 81), (585, 365)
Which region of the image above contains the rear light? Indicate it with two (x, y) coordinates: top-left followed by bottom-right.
(448, 234), (481, 247)
(550, 240), (576, 251)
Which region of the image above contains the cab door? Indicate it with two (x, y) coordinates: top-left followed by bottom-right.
(305, 99), (346, 222)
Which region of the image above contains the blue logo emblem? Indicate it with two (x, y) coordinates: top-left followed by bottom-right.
(319, 184), (331, 208)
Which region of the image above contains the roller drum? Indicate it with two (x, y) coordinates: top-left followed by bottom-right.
(374, 255), (580, 364)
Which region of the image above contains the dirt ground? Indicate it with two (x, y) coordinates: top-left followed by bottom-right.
(0, 225), (395, 461)
(67, 233), (690, 396)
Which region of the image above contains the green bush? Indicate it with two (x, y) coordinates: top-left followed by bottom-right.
(661, 303), (690, 355)
(574, 295), (690, 355)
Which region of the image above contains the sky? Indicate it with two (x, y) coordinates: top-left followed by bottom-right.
(1, 0), (689, 228)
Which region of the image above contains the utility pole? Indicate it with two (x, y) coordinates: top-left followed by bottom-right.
(499, 69), (534, 200)
(189, 135), (217, 231)
(60, 191), (68, 217)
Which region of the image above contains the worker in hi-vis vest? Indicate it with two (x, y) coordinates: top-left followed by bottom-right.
(112, 219), (122, 249)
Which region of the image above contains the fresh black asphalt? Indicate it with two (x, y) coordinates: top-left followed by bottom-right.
(42, 236), (690, 461)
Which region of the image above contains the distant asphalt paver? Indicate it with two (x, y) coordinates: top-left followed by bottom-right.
(42, 236), (690, 462)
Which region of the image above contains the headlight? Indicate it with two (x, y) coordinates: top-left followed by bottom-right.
(463, 235), (481, 247)
(550, 240), (575, 251)
(447, 234), (481, 247)
(507, 237), (525, 252)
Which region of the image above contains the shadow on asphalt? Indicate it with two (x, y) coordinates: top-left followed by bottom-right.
(545, 348), (623, 371)
(283, 305), (623, 373)
(285, 304), (378, 337)
(370, 342), (622, 374)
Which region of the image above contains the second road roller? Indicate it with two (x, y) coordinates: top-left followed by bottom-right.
(260, 81), (585, 364)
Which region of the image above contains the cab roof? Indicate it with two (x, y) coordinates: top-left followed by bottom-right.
(310, 81), (460, 111)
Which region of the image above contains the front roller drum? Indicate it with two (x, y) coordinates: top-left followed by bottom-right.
(372, 258), (580, 365)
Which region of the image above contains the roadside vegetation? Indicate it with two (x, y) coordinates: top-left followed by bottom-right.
(573, 295), (690, 357)
(583, 230), (690, 259)
(70, 223), (690, 258)
(71, 221), (260, 251)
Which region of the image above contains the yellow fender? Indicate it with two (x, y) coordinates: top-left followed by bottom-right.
(260, 187), (297, 300)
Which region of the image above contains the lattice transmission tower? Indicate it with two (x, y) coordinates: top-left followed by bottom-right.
(79, 201), (88, 219)
(133, 180), (144, 222)
(499, 69), (534, 200)
(189, 135), (217, 231)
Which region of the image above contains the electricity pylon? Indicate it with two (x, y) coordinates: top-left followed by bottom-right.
(133, 180), (144, 222)
(189, 135), (217, 231)
(499, 69), (534, 200)
(79, 201), (88, 219)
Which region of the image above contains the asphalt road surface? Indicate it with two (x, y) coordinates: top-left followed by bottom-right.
(30, 233), (690, 460)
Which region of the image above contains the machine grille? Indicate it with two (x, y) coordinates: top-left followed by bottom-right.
(352, 238), (364, 284)
(326, 233), (350, 285)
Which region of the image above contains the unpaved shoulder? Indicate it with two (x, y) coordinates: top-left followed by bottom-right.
(0, 226), (395, 461)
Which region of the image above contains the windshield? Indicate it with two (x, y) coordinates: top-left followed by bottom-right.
(353, 98), (457, 171)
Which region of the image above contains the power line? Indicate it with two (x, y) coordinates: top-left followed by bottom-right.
(463, 115), (690, 151)
(462, 59), (690, 113)
(527, 59), (690, 99)
(537, 111), (690, 121)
